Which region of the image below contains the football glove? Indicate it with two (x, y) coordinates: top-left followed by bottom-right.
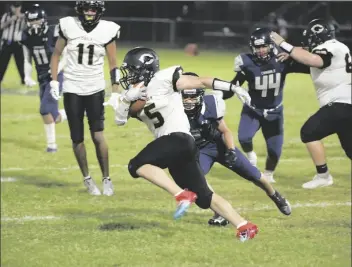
(50, 80), (60, 100)
(224, 148), (237, 168)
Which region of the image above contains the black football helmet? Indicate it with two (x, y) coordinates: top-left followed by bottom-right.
(181, 72), (205, 118)
(302, 19), (335, 51)
(119, 47), (160, 90)
(25, 4), (47, 36)
(249, 28), (275, 62)
(75, 1), (105, 28)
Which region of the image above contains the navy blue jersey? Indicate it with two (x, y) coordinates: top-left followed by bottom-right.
(232, 53), (309, 109)
(188, 95), (225, 148)
(21, 25), (59, 83)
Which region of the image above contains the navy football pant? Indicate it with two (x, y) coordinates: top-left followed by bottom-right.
(238, 105), (284, 171)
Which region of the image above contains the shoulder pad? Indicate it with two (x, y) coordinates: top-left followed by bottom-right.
(234, 54), (244, 72)
(59, 16), (74, 39)
(204, 94), (226, 119)
(53, 24), (60, 37)
(213, 94), (226, 118)
(100, 20), (121, 39)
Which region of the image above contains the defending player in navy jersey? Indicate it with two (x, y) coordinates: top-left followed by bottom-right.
(22, 4), (67, 152)
(181, 72), (291, 226)
(224, 28), (308, 183)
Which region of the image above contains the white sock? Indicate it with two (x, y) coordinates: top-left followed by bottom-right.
(317, 172), (329, 179)
(84, 175), (91, 180)
(44, 123), (56, 149)
(237, 220), (248, 229)
(58, 109), (67, 123)
(264, 170), (274, 177)
(247, 151), (256, 159)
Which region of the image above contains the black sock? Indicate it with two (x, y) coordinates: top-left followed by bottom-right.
(316, 164), (328, 174)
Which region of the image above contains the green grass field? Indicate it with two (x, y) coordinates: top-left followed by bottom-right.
(1, 48), (351, 267)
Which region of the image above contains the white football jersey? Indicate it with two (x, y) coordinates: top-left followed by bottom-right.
(59, 17), (120, 95)
(137, 66), (191, 139)
(311, 39), (352, 107)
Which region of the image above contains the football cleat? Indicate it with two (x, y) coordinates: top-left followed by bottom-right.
(208, 214), (229, 226)
(302, 174), (333, 189)
(270, 191), (291, 215)
(236, 222), (258, 242)
(173, 189), (197, 219)
(84, 177), (101, 196)
(102, 178), (114, 196)
(46, 147), (57, 153)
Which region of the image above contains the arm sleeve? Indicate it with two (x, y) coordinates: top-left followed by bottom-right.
(312, 48), (333, 69)
(285, 59), (311, 74)
(172, 66), (183, 92)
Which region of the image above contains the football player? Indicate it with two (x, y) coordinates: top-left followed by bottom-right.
(50, 0), (120, 196)
(108, 46), (260, 242)
(181, 72), (291, 226)
(270, 19), (352, 189)
(22, 4), (67, 153)
(224, 28), (309, 183)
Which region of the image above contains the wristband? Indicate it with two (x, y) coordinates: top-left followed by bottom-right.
(110, 67), (120, 85)
(280, 41), (294, 54)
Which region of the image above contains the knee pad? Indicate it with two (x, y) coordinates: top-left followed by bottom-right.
(128, 158), (141, 178)
(195, 191), (213, 209)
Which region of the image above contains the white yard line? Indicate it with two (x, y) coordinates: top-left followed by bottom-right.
(0, 177), (17, 182)
(1, 157), (347, 172)
(1, 202), (351, 222)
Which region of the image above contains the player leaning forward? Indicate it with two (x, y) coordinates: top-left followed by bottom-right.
(106, 47), (282, 241)
(271, 19), (352, 189)
(50, 1), (120, 196)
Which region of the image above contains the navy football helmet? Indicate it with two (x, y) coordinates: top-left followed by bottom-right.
(75, 1), (105, 28)
(249, 28), (275, 62)
(302, 19), (335, 51)
(25, 4), (47, 36)
(119, 47), (160, 90)
(181, 72), (205, 118)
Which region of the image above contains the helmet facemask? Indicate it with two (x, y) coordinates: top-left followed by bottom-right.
(182, 89), (204, 118)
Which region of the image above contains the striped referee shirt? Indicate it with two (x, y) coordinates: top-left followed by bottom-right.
(0, 12), (26, 42)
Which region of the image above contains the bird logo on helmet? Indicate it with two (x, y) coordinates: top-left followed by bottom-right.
(119, 47), (160, 90)
(302, 19), (335, 51)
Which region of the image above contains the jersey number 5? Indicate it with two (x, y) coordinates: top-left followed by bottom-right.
(255, 73), (281, 97)
(144, 103), (165, 128)
(345, 53), (352, 73)
(77, 43), (94, 65)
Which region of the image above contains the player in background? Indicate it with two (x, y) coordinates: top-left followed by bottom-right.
(181, 72), (291, 226)
(107, 46), (260, 242)
(22, 4), (67, 153)
(271, 19), (352, 189)
(224, 28), (309, 183)
(50, 0), (120, 196)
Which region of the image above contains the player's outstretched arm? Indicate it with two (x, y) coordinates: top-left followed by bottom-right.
(175, 75), (251, 106)
(270, 31), (327, 68)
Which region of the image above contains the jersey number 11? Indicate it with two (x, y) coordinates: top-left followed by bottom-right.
(77, 43), (94, 65)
